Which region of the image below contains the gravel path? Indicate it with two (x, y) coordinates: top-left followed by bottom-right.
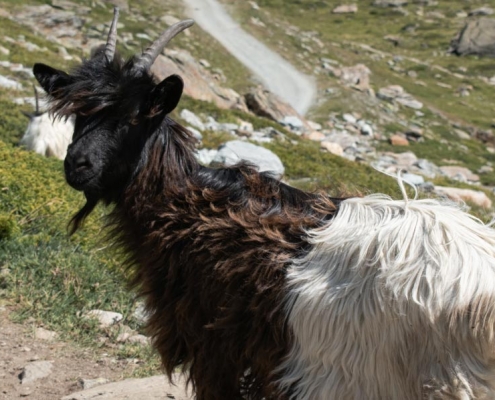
(182, 0), (316, 115)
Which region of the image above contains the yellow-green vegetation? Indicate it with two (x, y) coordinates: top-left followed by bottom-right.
(0, 140), (161, 376)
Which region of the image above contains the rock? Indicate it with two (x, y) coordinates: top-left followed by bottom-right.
(414, 159), (443, 178)
(179, 109), (205, 131)
(402, 173), (425, 186)
(325, 131), (357, 149)
(332, 4), (358, 14)
(469, 7), (494, 16)
(435, 186), (492, 208)
(475, 129), (494, 143)
(479, 165), (494, 174)
(390, 135), (409, 146)
(377, 85), (423, 109)
(320, 141), (344, 156)
(0, 45), (9, 55)
(34, 328), (58, 342)
(373, 0), (408, 7)
(79, 377), (110, 390)
(304, 131), (326, 141)
(342, 113), (357, 124)
(84, 310), (123, 328)
(213, 141), (284, 177)
(454, 128), (471, 140)
(19, 361), (53, 384)
(439, 166), (480, 183)
(449, 18), (495, 57)
(279, 116), (304, 132)
(244, 87), (310, 129)
(152, 50), (247, 112)
(62, 374), (193, 400)
(0, 75), (22, 90)
(329, 64), (371, 91)
(357, 120), (373, 136)
(405, 126), (423, 141)
(196, 149), (219, 166)
(132, 303), (149, 325)
(127, 334), (149, 345)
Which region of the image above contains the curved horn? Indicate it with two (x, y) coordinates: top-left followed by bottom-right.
(104, 7), (120, 62)
(133, 19), (194, 72)
(33, 84), (39, 114)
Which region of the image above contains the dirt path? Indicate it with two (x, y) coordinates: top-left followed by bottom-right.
(182, 0), (316, 115)
(0, 307), (191, 399)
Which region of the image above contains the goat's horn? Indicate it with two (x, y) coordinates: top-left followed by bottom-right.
(104, 7), (120, 62)
(33, 84), (39, 114)
(133, 19), (194, 71)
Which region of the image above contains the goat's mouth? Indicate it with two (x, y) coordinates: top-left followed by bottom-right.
(65, 172), (98, 192)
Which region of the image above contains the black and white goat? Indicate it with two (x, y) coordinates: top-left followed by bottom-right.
(33, 8), (495, 400)
(20, 85), (74, 159)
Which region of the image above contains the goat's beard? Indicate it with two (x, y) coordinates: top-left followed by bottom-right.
(68, 192), (99, 235)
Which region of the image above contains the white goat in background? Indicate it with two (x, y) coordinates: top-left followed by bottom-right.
(20, 85), (74, 159)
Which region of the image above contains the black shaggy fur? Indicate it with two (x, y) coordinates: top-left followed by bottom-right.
(34, 37), (340, 399)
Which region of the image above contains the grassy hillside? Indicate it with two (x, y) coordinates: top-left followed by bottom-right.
(221, 0), (495, 185)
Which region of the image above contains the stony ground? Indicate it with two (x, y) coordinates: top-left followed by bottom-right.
(0, 306), (191, 400)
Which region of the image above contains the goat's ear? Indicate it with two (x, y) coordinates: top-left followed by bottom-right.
(148, 74), (184, 117)
(33, 63), (71, 97)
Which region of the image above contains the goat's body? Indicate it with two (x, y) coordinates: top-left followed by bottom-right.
(20, 113), (74, 159)
(108, 129), (495, 399)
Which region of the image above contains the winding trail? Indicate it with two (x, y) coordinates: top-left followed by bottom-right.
(182, 0), (316, 115)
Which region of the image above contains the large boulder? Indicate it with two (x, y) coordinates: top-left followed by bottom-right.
(449, 18), (495, 57)
(244, 87), (311, 131)
(212, 141), (285, 177)
(152, 49), (248, 112)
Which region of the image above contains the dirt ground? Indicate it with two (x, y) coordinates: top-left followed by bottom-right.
(0, 306), (137, 400)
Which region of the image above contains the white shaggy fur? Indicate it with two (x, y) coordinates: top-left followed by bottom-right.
(20, 113), (74, 159)
(279, 195), (495, 399)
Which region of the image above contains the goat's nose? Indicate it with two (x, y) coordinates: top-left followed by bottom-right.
(65, 152), (93, 172)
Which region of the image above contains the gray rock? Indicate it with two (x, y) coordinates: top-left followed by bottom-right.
(127, 334), (149, 345)
(413, 159), (443, 178)
(449, 18), (495, 57)
(0, 75), (22, 90)
(357, 120), (373, 136)
(469, 7), (494, 16)
(440, 166), (480, 183)
(19, 361), (53, 384)
(34, 328), (58, 342)
(180, 109), (205, 131)
(79, 377), (110, 390)
(195, 149), (219, 166)
(279, 115), (304, 131)
(332, 4), (358, 13)
(377, 85), (423, 109)
(435, 186), (492, 208)
(213, 141), (284, 177)
(402, 173), (425, 186)
(62, 374), (193, 400)
(132, 303), (149, 325)
(342, 113), (357, 124)
(84, 310), (123, 328)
